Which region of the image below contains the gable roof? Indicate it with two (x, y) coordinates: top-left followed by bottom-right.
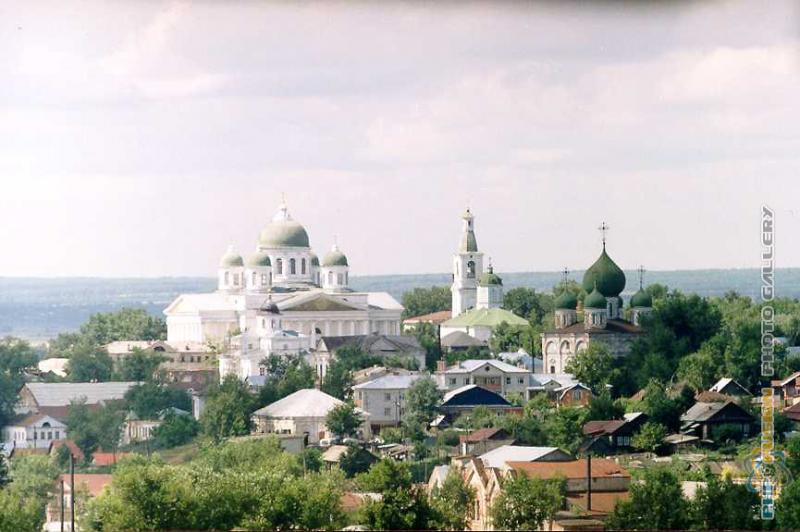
(252, 388), (365, 419)
(459, 427), (511, 443)
(440, 331), (487, 348)
(479, 445), (570, 468)
(443, 307), (528, 328)
(779, 371), (800, 387)
(8, 413), (67, 428)
(353, 374), (423, 390)
(443, 359), (530, 375)
(23, 382), (138, 407)
(583, 419), (627, 436)
(709, 378), (751, 396)
(681, 400), (754, 423)
(319, 335), (423, 355)
(403, 310), (452, 324)
(284, 293), (363, 312)
(59, 473), (114, 497)
(441, 385), (510, 407)
(507, 458), (630, 480)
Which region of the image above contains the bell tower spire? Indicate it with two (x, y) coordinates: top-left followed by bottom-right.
(452, 207), (484, 316)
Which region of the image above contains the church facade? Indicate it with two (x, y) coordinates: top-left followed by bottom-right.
(541, 230), (652, 374)
(164, 201), (403, 381)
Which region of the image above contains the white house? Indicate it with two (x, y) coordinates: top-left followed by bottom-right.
(2, 413), (67, 449)
(434, 359), (531, 399)
(353, 373), (423, 430)
(251, 388), (370, 444)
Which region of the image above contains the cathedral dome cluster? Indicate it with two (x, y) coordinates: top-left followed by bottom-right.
(217, 201), (350, 293)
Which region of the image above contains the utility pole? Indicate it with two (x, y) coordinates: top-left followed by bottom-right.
(60, 478), (64, 532)
(586, 454), (592, 513)
(70, 453), (75, 531)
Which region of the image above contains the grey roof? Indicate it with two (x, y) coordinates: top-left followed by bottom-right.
(319, 335), (423, 354)
(528, 373), (578, 389)
(353, 374), (423, 390)
(443, 359), (530, 375)
(681, 401), (752, 423)
(440, 330), (486, 348)
(252, 388), (368, 419)
(479, 445), (566, 468)
(24, 382), (139, 407)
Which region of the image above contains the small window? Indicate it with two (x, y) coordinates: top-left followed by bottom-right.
(385, 393), (391, 401)
(251, 272), (256, 285)
(384, 408), (391, 416)
(449, 378), (456, 385)
(290, 258), (296, 275)
(276, 258), (283, 274)
(261, 274), (268, 285)
(505, 377), (511, 384)
(301, 258), (307, 274)
(550, 365), (556, 374)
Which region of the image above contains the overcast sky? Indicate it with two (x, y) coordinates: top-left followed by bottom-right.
(0, 0), (798, 277)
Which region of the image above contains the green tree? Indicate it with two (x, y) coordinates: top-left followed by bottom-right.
(404, 376), (442, 436)
(585, 389), (624, 422)
(689, 476), (760, 530)
(411, 322), (443, 370)
(503, 287), (552, 326)
(777, 479), (800, 529)
(606, 467), (689, 530)
(357, 459), (434, 530)
(631, 422), (668, 453)
(124, 382), (191, 419)
(490, 474), (565, 531)
(152, 411), (200, 449)
(0, 454), (8, 488)
(117, 348), (167, 381)
(0, 337), (38, 427)
(66, 341), (114, 382)
(401, 286), (451, 319)
(325, 402), (364, 438)
(565, 343), (616, 392)
(429, 467), (476, 530)
(257, 354), (316, 406)
(77, 308), (167, 346)
(339, 445), (376, 478)
(66, 399), (100, 462)
(489, 321), (536, 354)
(542, 406), (587, 453)
(636, 379), (685, 432)
(201, 375), (254, 441)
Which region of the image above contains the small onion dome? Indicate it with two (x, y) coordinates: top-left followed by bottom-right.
(220, 247), (244, 268)
(260, 297), (280, 314)
(322, 244), (348, 267)
(479, 266), (503, 286)
(630, 288), (653, 308)
(554, 290), (578, 310)
(584, 286), (608, 309)
(310, 253), (320, 267)
(582, 247), (626, 297)
(246, 251), (271, 268)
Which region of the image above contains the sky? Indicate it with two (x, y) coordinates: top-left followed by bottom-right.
(0, 0), (799, 277)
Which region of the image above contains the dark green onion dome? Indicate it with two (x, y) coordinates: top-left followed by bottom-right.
(322, 245), (348, 267)
(220, 247), (244, 268)
(582, 247), (626, 297)
(259, 203), (310, 248)
(584, 286), (608, 309)
(555, 290), (578, 310)
(246, 251), (271, 268)
(630, 288), (653, 308)
(479, 266), (503, 286)
(310, 253), (320, 267)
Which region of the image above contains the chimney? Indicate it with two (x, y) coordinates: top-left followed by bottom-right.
(586, 454), (592, 512)
(437, 359), (447, 372)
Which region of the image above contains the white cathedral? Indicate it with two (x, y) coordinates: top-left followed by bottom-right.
(163, 201), (403, 381)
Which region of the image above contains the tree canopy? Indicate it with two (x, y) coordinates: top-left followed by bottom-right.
(401, 286), (451, 319)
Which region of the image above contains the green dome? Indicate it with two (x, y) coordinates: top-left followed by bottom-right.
(322, 246), (348, 267)
(246, 252), (271, 268)
(259, 203), (310, 248)
(555, 290), (578, 310)
(220, 248), (244, 268)
(630, 288), (653, 308)
(582, 247), (626, 297)
(584, 287), (607, 309)
(310, 253), (320, 267)
(479, 269), (503, 286)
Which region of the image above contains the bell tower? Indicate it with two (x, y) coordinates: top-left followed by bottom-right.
(452, 208), (484, 316)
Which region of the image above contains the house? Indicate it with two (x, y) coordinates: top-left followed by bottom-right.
(680, 400), (755, 442)
(91, 452), (132, 467)
(435, 359), (531, 398)
(17, 382), (139, 419)
(49, 440), (85, 463)
(555, 383), (593, 407)
(402, 310), (453, 332)
(1, 413), (67, 449)
(662, 433), (700, 453)
(526, 373), (579, 402)
(37, 358), (69, 378)
(709, 378), (751, 398)
(321, 444), (377, 470)
(439, 385), (522, 422)
(772, 371), (800, 407)
(496, 350), (540, 372)
(440, 331), (488, 352)
(105, 340), (215, 372)
(352, 365), (416, 386)
(460, 457), (505, 531)
(459, 427), (515, 456)
(251, 388), (371, 444)
(427, 464), (451, 492)
(312, 335), (426, 378)
(783, 402), (800, 423)
(121, 408), (191, 446)
(44, 473), (113, 531)
(352, 373), (423, 430)
(582, 412), (649, 452)
(478, 445), (573, 469)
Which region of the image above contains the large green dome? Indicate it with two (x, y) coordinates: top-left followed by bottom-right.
(582, 247), (626, 297)
(584, 286), (607, 309)
(259, 203), (310, 248)
(246, 251), (271, 268)
(630, 288), (653, 308)
(555, 290), (578, 310)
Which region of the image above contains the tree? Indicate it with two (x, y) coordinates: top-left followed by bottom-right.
(117, 348), (167, 381)
(257, 355), (316, 406)
(565, 343), (616, 392)
(124, 382), (191, 420)
(411, 322), (443, 370)
(489, 321), (536, 354)
(606, 467), (689, 530)
(94, 404), (126, 457)
(430, 467), (476, 530)
(689, 476), (760, 530)
(490, 474), (565, 531)
(636, 380), (684, 432)
(66, 341), (114, 382)
(357, 459), (434, 530)
(777, 479), (800, 529)
(0, 337), (39, 427)
(201, 375), (254, 441)
(152, 411), (200, 449)
(339, 445), (376, 478)
(325, 402), (364, 438)
(404, 376), (442, 436)
(77, 308), (167, 346)
(503, 287), (552, 326)
(541, 406), (587, 453)
(631, 422), (668, 453)
(585, 389), (624, 422)
(401, 286), (451, 319)
(0, 454), (7, 488)
(66, 399), (100, 462)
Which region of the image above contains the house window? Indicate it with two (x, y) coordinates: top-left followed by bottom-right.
(384, 408), (391, 416)
(328, 272), (334, 285)
(518, 378), (524, 384)
(290, 258), (296, 275)
(48, 431), (52, 439)
(574, 390), (582, 400)
(617, 436), (631, 446)
(506, 377), (511, 385)
(550, 365), (556, 373)
(276, 259), (283, 274)
(55, 431), (60, 439)
(464, 378), (470, 385)
(449, 378), (456, 385)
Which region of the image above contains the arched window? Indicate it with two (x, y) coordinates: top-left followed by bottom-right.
(251, 272), (257, 286)
(301, 258), (306, 274)
(328, 271), (334, 285)
(545, 342), (557, 356)
(290, 258), (296, 275)
(560, 341), (571, 355)
(276, 259), (283, 274)
(233, 274), (239, 286)
(337, 273), (344, 285)
(467, 261), (476, 278)
(224, 271), (230, 284)
(261, 274), (268, 285)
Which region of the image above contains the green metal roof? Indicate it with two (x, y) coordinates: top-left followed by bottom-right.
(554, 290), (578, 310)
(442, 307), (528, 328)
(584, 287), (607, 309)
(246, 251), (271, 267)
(460, 231), (478, 253)
(582, 247), (626, 297)
(323, 249), (348, 267)
(630, 288), (653, 308)
(258, 220), (310, 248)
(479, 267), (502, 286)
(220, 249), (244, 268)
